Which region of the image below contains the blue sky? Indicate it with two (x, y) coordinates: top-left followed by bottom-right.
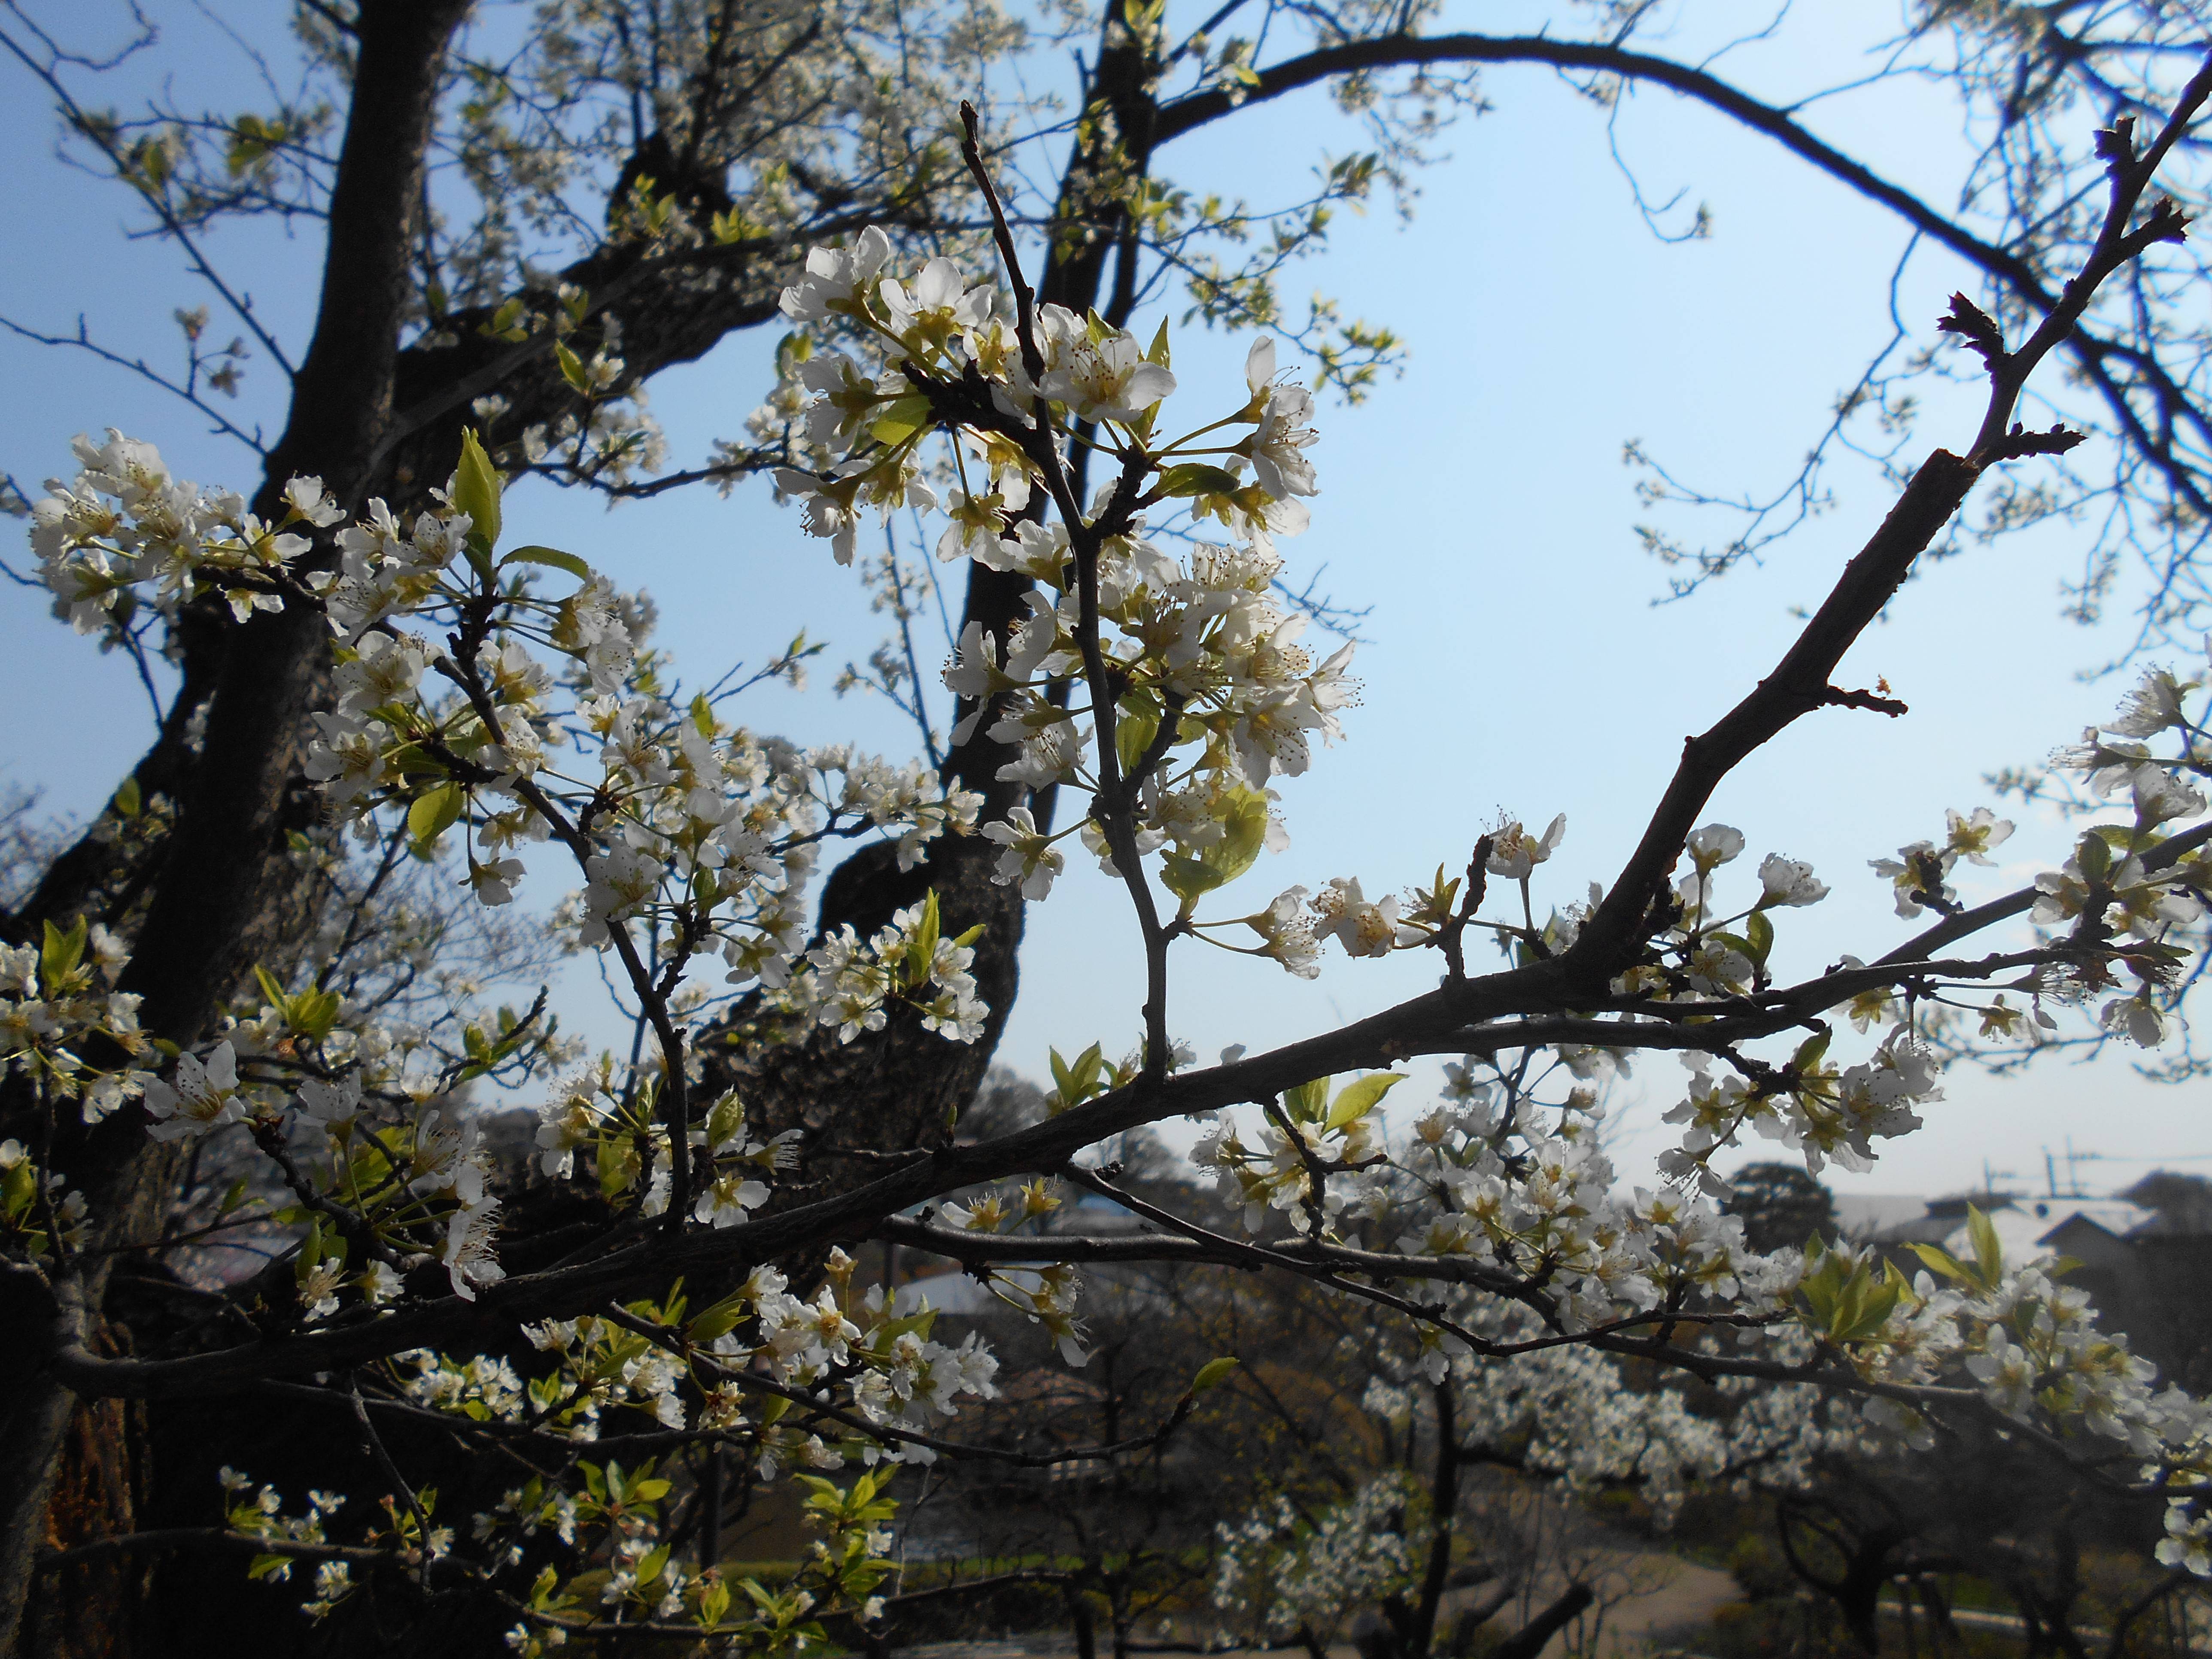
(4, 0), (2208, 1203)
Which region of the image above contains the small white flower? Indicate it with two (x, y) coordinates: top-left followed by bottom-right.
(143, 1042), (247, 1141)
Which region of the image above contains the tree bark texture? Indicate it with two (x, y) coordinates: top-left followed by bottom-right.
(4, 1), (472, 1647)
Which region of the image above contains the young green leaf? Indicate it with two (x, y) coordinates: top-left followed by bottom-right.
(451, 428), (504, 552)
(40, 918), (87, 991)
(905, 888), (942, 985)
(1191, 1355), (1240, 1393)
(1282, 1076), (1331, 1123)
(1325, 1071), (1403, 1131)
(555, 340), (592, 395)
(1967, 1203), (2005, 1285)
(502, 544), (593, 582)
(1157, 462), (1243, 498)
(408, 782), (465, 851)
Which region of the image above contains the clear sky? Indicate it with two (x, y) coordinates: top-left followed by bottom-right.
(3, 0), (2206, 1206)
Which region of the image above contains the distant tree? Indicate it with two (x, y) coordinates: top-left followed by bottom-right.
(1722, 1162), (1838, 1256)
(2123, 1170), (2212, 1235)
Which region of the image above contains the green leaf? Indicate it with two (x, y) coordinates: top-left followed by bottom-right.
(253, 963), (289, 1013)
(1050, 1042), (1106, 1110)
(1790, 1029), (1832, 1075)
(869, 394), (934, 446)
(904, 888), (942, 986)
(1191, 1355), (1240, 1394)
(555, 340), (591, 395)
(1115, 705), (1160, 778)
(1744, 910), (1774, 966)
(1159, 853), (1228, 907)
(2077, 831), (2112, 885)
(1967, 1203), (2004, 1285)
(408, 782), (465, 851)
(1156, 462), (1242, 498)
(289, 985), (341, 1041)
(112, 776), (141, 819)
(3, 1157), (37, 1215)
(502, 544), (593, 582)
(451, 429), (504, 553)
(1829, 1273), (1902, 1344)
(872, 1309), (938, 1346)
(1198, 788), (1273, 888)
(1283, 1076), (1331, 1124)
(1908, 1243), (1969, 1282)
(40, 918), (87, 992)
(1325, 1072), (1403, 1131)
(385, 743), (444, 780)
(703, 1091), (745, 1152)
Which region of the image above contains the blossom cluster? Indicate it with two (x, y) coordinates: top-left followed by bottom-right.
(397, 1250), (1001, 1458)
(1210, 1471), (1420, 1649)
(1192, 1066), (1789, 1334)
(32, 429), (340, 635)
(0, 918), (149, 1127)
(1788, 1216), (2212, 1534)
(24, 424), (1002, 1308)
(766, 228), (1353, 942)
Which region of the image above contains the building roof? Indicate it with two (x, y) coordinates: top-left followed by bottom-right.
(1862, 1194), (2154, 1259)
(1949, 1198), (2151, 1263)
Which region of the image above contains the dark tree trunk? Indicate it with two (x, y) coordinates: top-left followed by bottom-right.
(1408, 1385), (1462, 1659)
(3, 1), (472, 1648)
(1069, 1584), (1098, 1659)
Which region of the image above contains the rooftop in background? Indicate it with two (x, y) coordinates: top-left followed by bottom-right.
(1850, 1191), (2163, 1262)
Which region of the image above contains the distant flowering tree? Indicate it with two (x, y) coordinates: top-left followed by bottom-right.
(10, 74), (2212, 1650)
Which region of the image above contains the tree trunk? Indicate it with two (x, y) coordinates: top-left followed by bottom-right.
(2, 1), (471, 1647)
(1407, 1384), (1462, 1659)
(1069, 1585), (1098, 1659)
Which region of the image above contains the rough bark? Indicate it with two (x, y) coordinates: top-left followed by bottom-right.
(3, 1), (471, 1647)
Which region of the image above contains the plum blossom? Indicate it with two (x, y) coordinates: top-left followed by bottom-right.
(980, 807), (1063, 899)
(1488, 814), (1566, 880)
(1310, 877), (1412, 958)
(1757, 853), (1828, 908)
(143, 1042), (248, 1141)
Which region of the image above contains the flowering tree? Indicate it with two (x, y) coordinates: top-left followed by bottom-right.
(9, 58), (2212, 1654)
